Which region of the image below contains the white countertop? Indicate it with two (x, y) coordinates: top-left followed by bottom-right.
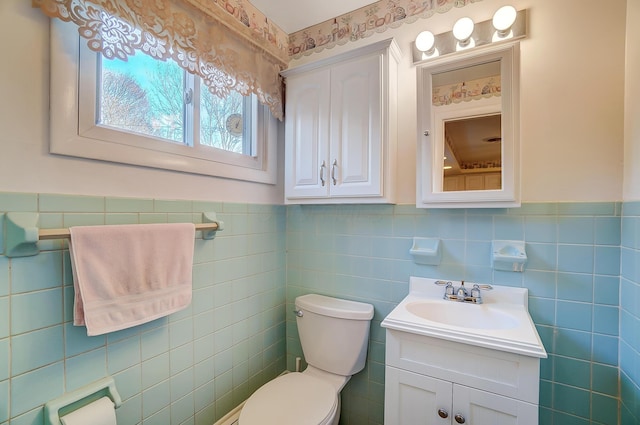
(381, 277), (548, 358)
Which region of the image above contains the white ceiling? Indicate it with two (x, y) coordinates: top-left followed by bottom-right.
(250, 0), (374, 33)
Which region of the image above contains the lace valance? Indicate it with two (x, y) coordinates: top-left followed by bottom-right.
(33, 0), (289, 120)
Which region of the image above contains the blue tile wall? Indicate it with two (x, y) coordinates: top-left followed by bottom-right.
(285, 202), (622, 425)
(621, 201), (640, 424)
(0, 192), (286, 425)
(0, 194), (632, 425)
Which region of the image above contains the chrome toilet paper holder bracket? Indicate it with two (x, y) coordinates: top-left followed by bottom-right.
(44, 376), (122, 425)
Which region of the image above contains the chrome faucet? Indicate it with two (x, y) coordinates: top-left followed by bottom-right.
(435, 280), (492, 304)
(455, 281), (468, 301)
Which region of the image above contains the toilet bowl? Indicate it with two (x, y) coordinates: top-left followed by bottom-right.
(238, 294), (374, 425)
(238, 372), (339, 425)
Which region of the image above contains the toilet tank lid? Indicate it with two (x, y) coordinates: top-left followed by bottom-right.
(296, 294), (374, 320)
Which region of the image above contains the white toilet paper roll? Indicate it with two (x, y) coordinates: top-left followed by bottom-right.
(60, 396), (117, 425)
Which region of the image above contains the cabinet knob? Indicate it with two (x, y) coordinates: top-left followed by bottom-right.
(437, 408), (448, 418)
(423, 130), (430, 136)
(454, 413), (466, 423)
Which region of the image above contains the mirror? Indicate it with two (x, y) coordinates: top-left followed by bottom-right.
(443, 114), (502, 191)
(416, 43), (520, 208)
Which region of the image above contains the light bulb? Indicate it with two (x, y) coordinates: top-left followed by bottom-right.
(452, 17), (475, 43)
(493, 5), (517, 35)
(415, 31), (435, 53)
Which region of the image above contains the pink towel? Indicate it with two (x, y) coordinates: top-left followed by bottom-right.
(69, 223), (195, 336)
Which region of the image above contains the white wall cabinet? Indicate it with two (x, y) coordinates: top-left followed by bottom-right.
(282, 39), (400, 204)
(384, 329), (540, 425)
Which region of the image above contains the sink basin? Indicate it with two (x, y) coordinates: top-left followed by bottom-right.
(405, 301), (519, 330)
(381, 277), (547, 358)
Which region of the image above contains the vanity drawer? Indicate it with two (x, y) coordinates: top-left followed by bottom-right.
(385, 329), (540, 404)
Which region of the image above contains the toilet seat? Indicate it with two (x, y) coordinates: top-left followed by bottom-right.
(239, 372), (338, 425)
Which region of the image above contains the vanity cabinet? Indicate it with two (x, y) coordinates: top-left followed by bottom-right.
(384, 329), (540, 425)
(282, 38), (400, 204)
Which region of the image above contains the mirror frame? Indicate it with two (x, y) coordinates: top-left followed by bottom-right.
(416, 42), (520, 208)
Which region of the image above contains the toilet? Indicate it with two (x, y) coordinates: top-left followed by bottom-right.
(238, 293), (374, 425)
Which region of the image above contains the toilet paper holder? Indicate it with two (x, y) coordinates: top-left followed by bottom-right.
(44, 376), (122, 425)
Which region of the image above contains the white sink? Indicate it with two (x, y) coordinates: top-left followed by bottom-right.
(405, 300), (519, 330)
(381, 277), (547, 358)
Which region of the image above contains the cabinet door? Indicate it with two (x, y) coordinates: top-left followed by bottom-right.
(453, 384), (538, 425)
(284, 68), (331, 199)
(464, 174), (486, 191)
(484, 172), (502, 189)
(443, 175), (464, 191)
(385, 366), (452, 425)
(329, 53), (383, 198)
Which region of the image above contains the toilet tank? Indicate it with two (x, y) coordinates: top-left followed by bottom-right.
(295, 294), (374, 376)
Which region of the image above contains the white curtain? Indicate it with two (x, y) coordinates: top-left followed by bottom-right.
(34, 0), (289, 120)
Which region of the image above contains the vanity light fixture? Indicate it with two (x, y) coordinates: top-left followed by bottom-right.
(453, 17), (475, 50)
(492, 5), (517, 40)
(411, 6), (527, 64)
(415, 30), (438, 58)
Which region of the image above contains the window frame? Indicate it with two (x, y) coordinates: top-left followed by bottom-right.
(50, 19), (278, 184)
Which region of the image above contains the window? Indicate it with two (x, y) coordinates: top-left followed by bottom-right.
(51, 20), (277, 184)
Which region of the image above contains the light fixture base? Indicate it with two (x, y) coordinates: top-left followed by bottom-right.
(412, 8), (527, 65)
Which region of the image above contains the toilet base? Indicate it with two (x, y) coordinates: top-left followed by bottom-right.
(329, 397), (341, 425)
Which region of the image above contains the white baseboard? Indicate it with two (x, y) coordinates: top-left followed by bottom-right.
(213, 402), (245, 425)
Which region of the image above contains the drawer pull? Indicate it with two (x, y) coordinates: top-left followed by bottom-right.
(454, 413), (466, 423)
(437, 408), (448, 418)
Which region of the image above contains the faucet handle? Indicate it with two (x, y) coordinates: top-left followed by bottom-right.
(470, 284), (492, 304)
(445, 282), (455, 296)
(437, 281), (455, 300)
(471, 284), (482, 299)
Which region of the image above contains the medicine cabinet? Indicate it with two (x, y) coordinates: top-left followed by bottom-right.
(282, 38), (400, 204)
(416, 43), (520, 208)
